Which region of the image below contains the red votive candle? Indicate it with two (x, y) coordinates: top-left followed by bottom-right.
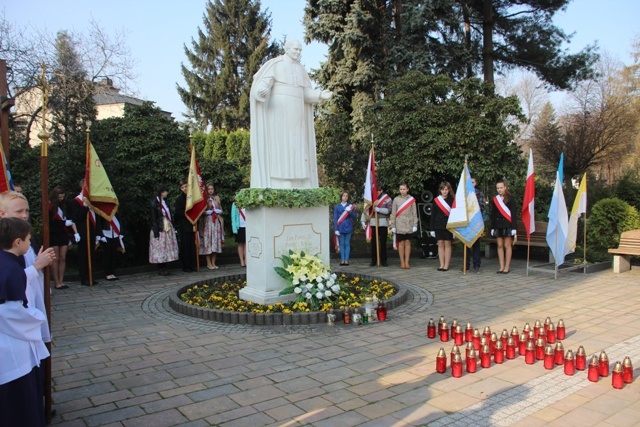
(450, 319), (458, 337)
(494, 340), (505, 364)
(506, 337), (516, 359)
(483, 326), (492, 341)
(440, 322), (449, 342)
(467, 349), (478, 373)
(465, 342), (474, 360)
(554, 342), (564, 365)
(427, 318), (436, 339)
(376, 301), (387, 321)
(480, 344), (491, 368)
(556, 319), (566, 340)
(525, 341), (535, 364)
(535, 338), (545, 360)
(612, 361), (624, 389)
(523, 322), (531, 337)
(544, 345), (555, 370)
(451, 345), (460, 365)
(518, 333), (528, 356)
(472, 329), (481, 351)
(623, 357), (633, 384)
(544, 316), (551, 334)
(537, 327), (546, 346)
(576, 346), (586, 371)
(599, 351), (609, 377)
(533, 320), (542, 339)
(452, 353), (463, 378)
(588, 355), (600, 382)
(547, 322), (556, 344)
(436, 348), (447, 373)
(511, 326), (519, 347)
(564, 350), (575, 376)
(489, 332), (498, 355)
(455, 325), (464, 346)
(438, 315), (445, 335)
(465, 323), (473, 342)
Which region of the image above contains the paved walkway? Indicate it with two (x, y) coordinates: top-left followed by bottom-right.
(48, 256), (640, 426)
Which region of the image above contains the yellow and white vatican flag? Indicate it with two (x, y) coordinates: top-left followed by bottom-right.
(565, 173), (587, 254)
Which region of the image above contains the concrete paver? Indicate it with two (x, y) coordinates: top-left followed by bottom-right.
(47, 257), (640, 426)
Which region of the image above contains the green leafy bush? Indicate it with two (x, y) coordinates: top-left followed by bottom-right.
(587, 198), (640, 254)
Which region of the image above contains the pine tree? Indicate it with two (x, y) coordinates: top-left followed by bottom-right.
(49, 31), (96, 147)
(178, 0), (279, 130)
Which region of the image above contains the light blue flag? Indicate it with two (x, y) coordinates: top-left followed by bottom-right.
(546, 153), (569, 266)
(447, 164), (484, 247)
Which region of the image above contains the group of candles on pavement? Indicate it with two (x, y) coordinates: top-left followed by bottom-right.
(431, 316), (634, 389)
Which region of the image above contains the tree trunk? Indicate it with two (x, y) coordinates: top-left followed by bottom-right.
(462, 0), (473, 79)
(482, 0), (494, 86)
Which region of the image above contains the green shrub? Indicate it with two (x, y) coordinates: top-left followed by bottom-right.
(587, 198), (640, 254)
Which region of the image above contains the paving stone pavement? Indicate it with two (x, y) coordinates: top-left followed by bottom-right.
(48, 256), (640, 426)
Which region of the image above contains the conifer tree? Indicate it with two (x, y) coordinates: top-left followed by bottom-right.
(178, 0), (279, 130)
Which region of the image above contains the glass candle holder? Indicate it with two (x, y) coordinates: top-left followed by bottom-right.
(612, 361), (624, 389)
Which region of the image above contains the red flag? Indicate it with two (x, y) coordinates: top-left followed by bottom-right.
(521, 148), (536, 238)
(185, 146), (207, 225)
(363, 148), (378, 241)
(83, 141), (118, 221)
(0, 144), (13, 193)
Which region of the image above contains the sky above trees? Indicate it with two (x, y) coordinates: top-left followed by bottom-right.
(4, 0), (640, 120)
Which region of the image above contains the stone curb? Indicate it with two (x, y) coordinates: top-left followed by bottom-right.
(168, 271), (409, 325)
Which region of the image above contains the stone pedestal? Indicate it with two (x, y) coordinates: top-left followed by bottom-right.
(239, 206), (330, 304)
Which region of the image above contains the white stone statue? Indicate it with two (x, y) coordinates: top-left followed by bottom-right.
(249, 39), (332, 189)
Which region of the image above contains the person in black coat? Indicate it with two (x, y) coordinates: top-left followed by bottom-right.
(490, 179), (517, 274)
(430, 181), (455, 271)
(173, 180), (197, 272)
(68, 179), (98, 286)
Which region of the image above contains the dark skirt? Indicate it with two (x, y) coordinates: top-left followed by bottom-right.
(235, 227), (246, 244)
(494, 227), (514, 238)
(396, 233), (413, 242)
(435, 229), (453, 241)
(0, 366), (45, 427)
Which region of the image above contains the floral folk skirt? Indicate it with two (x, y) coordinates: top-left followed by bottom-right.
(149, 230), (179, 264)
(200, 217), (223, 255)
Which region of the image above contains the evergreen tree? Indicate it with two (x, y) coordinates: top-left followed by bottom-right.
(48, 31), (96, 147)
(178, 0), (279, 130)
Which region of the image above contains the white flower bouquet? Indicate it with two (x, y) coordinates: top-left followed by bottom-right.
(275, 250), (340, 310)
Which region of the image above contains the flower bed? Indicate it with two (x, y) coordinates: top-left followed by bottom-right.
(169, 272), (408, 325)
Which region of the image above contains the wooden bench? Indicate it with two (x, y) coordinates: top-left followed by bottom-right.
(608, 229), (640, 273)
(483, 221), (549, 259)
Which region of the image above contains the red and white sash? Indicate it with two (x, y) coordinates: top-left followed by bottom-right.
(75, 195), (96, 227)
(109, 216), (125, 251)
(158, 197), (172, 221)
(365, 194), (390, 241)
(395, 196), (416, 218)
(239, 208), (246, 222)
(434, 195), (451, 216)
(493, 195), (512, 222)
(337, 204), (354, 225)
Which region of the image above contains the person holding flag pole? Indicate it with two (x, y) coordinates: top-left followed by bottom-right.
(361, 147), (391, 267)
(389, 183), (418, 269)
(181, 143), (207, 272)
(521, 149), (536, 275)
(72, 123), (119, 286)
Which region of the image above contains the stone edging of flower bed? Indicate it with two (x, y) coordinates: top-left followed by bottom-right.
(168, 271), (409, 325)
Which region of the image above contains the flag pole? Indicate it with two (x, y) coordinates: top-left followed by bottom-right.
(85, 125), (94, 285)
(372, 142), (380, 267)
(37, 63), (53, 423)
(526, 240), (531, 276)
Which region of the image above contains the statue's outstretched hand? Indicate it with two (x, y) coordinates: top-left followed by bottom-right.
(320, 89), (333, 100)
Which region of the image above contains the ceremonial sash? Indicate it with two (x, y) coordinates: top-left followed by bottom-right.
(109, 216), (125, 251)
(493, 195), (512, 222)
(158, 197), (172, 221)
(395, 196), (416, 218)
(75, 195), (96, 227)
(209, 197), (219, 223)
(337, 204), (354, 225)
(434, 195), (451, 216)
(365, 194), (390, 241)
(239, 208), (246, 222)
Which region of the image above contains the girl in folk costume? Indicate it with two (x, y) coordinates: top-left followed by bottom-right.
(231, 201), (247, 267)
(430, 181), (455, 271)
(199, 183), (224, 270)
(333, 192), (357, 266)
(149, 185), (179, 275)
(491, 179), (517, 274)
(48, 186), (78, 289)
(389, 183), (418, 269)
